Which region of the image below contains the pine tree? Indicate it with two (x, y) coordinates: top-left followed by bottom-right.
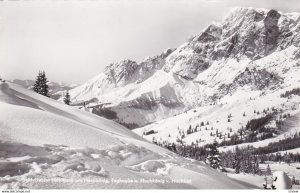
(252, 163), (256, 175)
(33, 71), (49, 97)
(205, 140), (223, 171)
(263, 175), (269, 189)
(63, 90), (71, 105)
(255, 160), (259, 174)
(266, 164), (272, 175)
(233, 154), (241, 174)
(33, 71), (42, 93)
(40, 71), (49, 97)
(292, 176), (296, 185)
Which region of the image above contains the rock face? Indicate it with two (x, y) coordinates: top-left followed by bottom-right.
(229, 67), (283, 90)
(215, 8), (281, 59)
(104, 49), (174, 87)
(103, 60), (139, 87)
(69, 7), (300, 128)
(163, 24), (221, 79)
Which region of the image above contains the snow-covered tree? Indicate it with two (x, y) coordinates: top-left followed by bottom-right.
(205, 140), (223, 171)
(33, 71), (49, 97)
(266, 164), (272, 175)
(33, 71), (42, 93)
(258, 168), (263, 176)
(233, 156), (240, 174)
(255, 160), (260, 174)
(63, 91), (71, 105)
(292, 176), (296, 185)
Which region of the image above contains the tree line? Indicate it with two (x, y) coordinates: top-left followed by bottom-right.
(280, 87), (300, 98)
(154, 131), (300, 174)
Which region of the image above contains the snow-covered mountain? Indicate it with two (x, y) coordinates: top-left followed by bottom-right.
(69, 6), (300, 137)
(11, 79), (78, 100)
(1, 7), (300, 189)
(0, 81), (249, 189)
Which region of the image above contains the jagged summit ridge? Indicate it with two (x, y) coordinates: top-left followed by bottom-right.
(164, 7), (300, 80)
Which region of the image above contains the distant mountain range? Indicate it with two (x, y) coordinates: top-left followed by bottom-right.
(11, 79), (78, 100)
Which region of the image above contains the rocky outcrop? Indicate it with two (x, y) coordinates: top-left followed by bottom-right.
(104, 60), (139, 87)
(218, 67), (283, 97)
(164, 24), (221, 79)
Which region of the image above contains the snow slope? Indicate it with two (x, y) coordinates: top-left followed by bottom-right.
(134, 84), (300, 147)
(0, 81), (247, 189)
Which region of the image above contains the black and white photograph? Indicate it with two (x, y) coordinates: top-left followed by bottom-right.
(0, 0), (300, 190)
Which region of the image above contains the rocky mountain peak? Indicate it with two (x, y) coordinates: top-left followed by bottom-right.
(104, 59), (139, 86)
(213, 8), (283, 60)
(162, 7), (286, 80)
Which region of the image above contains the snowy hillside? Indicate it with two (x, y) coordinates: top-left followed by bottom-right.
(68, 7), (300, 131)
(0, 81), (248, 189)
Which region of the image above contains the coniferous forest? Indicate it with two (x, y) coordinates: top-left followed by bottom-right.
(280, 88), (300, 98)
(154, 131), (300, 175)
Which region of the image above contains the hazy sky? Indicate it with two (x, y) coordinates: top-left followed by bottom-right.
(0, 0), (299, 84)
